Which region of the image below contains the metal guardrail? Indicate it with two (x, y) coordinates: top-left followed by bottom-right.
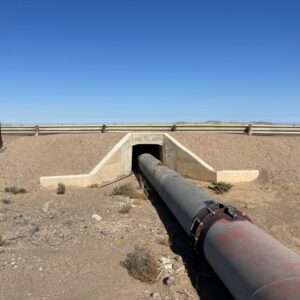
(2, 123), (300, 136)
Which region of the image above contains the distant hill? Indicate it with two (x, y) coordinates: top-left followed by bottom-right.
(250, 121), (274, 125)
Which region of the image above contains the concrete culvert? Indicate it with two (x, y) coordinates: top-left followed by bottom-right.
(40, 133), (259, 189)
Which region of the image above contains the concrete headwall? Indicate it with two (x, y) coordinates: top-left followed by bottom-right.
(40, 133), (259, 188)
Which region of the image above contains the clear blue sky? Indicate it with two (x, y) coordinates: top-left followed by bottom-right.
(0, 0), (299, 124)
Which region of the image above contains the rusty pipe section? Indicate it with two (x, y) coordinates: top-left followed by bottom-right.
(138, 153), (300, 300)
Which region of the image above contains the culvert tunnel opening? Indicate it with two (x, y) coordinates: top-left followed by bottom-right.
(132, 144), (163, 173)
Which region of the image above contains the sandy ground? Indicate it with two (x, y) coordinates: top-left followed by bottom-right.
(172, 132), (300, 184)
(0, 133), (300, 300)
(0, 133), (124, 189)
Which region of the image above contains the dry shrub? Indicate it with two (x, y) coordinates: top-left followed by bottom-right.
(259, 168), (271, 184)
(119, 204), (132, 214)
(87, 183), (99, 188)
(112, 184), (148, 200)
(4, 186), (27, 194)
(209, 181), (233, 194)
(56, 183), (66, 195)
(0, 236), (6, 246)
(122, 245), (158, 282)
(112, 184), (135, 197)
(112, 184), (134, 196)
(1, 198), (12, 204)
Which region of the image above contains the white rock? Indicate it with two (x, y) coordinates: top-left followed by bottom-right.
(159, 256), (171, 264)
(92, 214), (102, 221)
(42, 202), (49, 213)
(150, 292), (160, 298)
(164, 263), (173, 270)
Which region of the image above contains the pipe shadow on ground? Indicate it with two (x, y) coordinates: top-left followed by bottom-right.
(147, 189), (234, 300)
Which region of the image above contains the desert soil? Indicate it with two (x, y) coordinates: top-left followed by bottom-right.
(172, 132), (300, 184)
(0, 133), (124, 189)
(0, 133), (299, 300)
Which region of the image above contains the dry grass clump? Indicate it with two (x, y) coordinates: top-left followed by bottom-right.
(119, 204), (132, 214)
(56, 183), (66, 195)
(4, 186), (27, 194)
(1, 198), (13, 204)
(112, 183), (140, 198)
(87, 183), (99, 188)
(112, 183), (148, 200)
(122, 245), (159, 282)
(209, 181), (233, 194)
(112, 184), (134, 196)
(0, 236), (6, 246)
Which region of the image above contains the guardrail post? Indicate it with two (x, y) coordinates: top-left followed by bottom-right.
(34, 125), (39, 136)
(171, 124), (177, 132)
(101, 124), (107, 133)
(247, 124), (253, 136)
(0, 122), (3, 149)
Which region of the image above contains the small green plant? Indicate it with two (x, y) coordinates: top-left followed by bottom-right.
(122, 245), (159, 282)
(209, 181), (233, 194)
(4, 186), (27, 194)
(119, 204), (132, 214)
(56, 183), (66, 195)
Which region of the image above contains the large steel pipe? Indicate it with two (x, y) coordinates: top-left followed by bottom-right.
(138, 153), (300, 300)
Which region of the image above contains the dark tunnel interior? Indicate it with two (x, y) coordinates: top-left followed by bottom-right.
(132, 144), (162, 172)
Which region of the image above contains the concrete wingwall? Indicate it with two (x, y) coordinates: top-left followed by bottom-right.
(163, 134), (216, 181)
(40, 133), (259, 188)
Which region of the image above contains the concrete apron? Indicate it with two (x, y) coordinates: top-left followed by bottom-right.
(40, 133), (259, 188)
